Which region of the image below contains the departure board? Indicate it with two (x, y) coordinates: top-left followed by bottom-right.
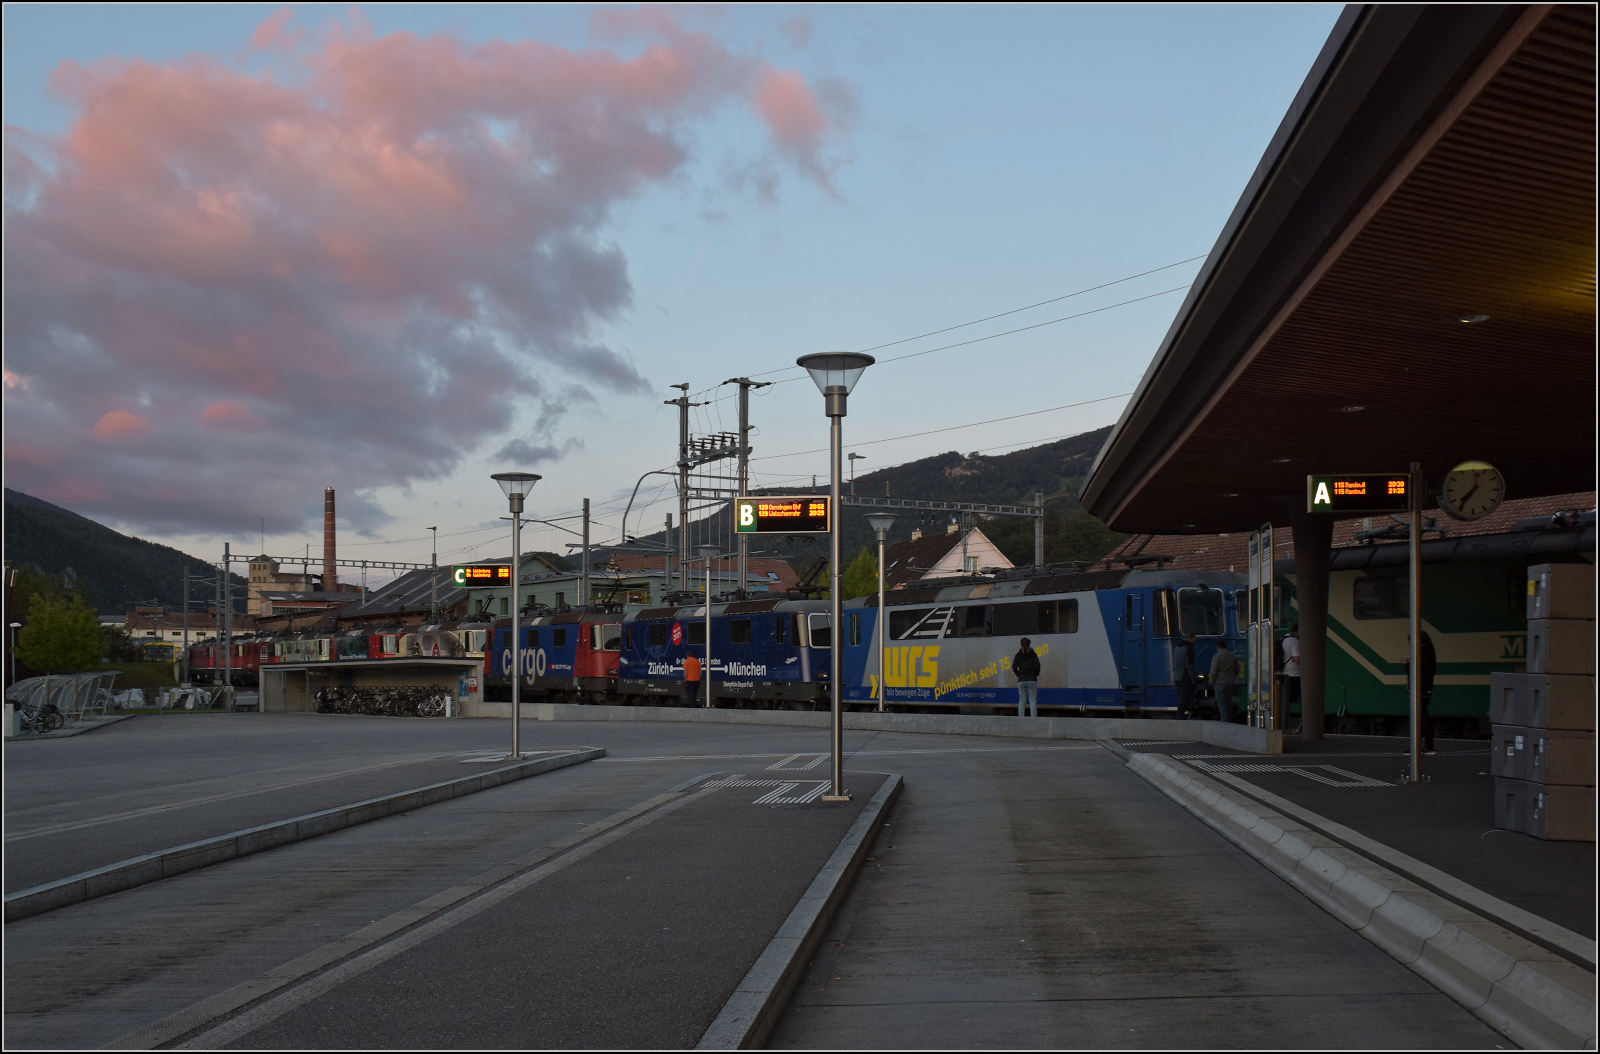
(1306, 473), (1412, 513)
(734, 496), (832, 533)
(452, 563), (511, 586)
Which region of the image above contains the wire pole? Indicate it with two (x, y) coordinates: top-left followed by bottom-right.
(222, 544), (232, 693)
(666, 384), (692, 593)
(429, 527), (438, 619)
(581, 499), (591, 606)
(1034, 491), (1045, 567)
(182, 572), (189, 684)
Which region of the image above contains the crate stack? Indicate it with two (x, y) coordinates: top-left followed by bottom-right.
(1490, 562), (1595, 841)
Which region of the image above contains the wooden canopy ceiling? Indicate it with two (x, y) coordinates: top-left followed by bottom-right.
(1081, 5), (1595, 534)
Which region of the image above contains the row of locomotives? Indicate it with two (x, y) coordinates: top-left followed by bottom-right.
(835, 568), (1250, 715)
(184, 619), (495, 684)
(480, 570), (1251, 716)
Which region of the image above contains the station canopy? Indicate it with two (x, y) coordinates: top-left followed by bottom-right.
(1080, 5), (1595, 535)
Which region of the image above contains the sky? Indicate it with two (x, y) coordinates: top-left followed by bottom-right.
(3, 3), (1342, 584)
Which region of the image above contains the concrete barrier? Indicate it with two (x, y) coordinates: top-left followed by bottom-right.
(1126, 750), (1597, 1050)
(697, 774), (903, 1050)
(4, 747), (604, 923)
(467, 701), (1283, 754)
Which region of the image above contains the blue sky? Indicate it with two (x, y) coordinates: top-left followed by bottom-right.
(2, 4), (1341, 577)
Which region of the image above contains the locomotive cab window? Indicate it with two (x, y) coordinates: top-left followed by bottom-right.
(848, 613), (861, 646)
(730, 619), (752, 644)
(774, 616), (787, 645)
(807, 613), (832, 648)
(1152, 590), (1179, 637)
(647, 623), (669, 647)
(624, 625), (635, 650)
(1177, 588), (1226, 637)
(1353, 575), (1409, 620)
(552, 628), (567, 648)
(960, 605), (992, 637)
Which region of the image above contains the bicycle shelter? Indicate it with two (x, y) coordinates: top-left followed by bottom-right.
(260, 658), (483, 715)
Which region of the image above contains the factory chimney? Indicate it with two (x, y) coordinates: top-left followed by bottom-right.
(323, 488), (337, 589)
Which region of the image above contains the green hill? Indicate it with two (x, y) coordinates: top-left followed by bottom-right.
(3, 489), (242, 613)
(613, 426), (1124, 578)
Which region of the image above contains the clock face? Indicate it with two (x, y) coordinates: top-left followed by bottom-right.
(1440, 461), (1504, 521)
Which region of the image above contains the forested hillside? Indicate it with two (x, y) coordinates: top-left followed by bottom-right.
(622, 426), (1125, 578)
(4, 489), (242, 613)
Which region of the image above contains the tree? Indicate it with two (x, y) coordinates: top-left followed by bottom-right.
(840, 547), (878, 600)
(15, 594), (102, 674)
(100, 622), (142, 664)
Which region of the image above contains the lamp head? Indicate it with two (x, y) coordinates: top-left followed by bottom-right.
(795, 352), (874, 405)
(695, 545), (720, 562)
(491, 472), (540, 512)
(866, 512), (898, 536)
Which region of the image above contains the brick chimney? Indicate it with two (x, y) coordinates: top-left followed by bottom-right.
(322, 488), (337, 589)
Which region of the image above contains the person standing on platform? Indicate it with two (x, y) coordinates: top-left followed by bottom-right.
(1282, 623), (1302, 729)
(1407, 630), (1438, 754)
(1012, 638), (1041, 718)
(683, 652), (702, 707)
(1209, 641), (1238, 723)
(1176, 632), (1198, 718)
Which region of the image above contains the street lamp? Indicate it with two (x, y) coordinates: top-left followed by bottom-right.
(848, 453), (866, 495)
(492, 471), (541, 760)
(796, 351), (875, 802)
(866, 513), (897, 713)
(697, 544), (718, 709)
(8, 622), (20, 686)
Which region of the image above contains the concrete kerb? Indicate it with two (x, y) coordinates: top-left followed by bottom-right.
(494, 701), (1283, 753)
(696, 774), (904, 1050)
(3, 748), (605, 923)
(1124, 750), (1598, 1050)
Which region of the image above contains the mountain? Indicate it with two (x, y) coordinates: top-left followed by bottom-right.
(608, 426), (1125, 577)
(3, 489), (244, 613)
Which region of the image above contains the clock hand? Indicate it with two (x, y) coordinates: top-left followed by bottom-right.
(1456, 472), (1482, 504)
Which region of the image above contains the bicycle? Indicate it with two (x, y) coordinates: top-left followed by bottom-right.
(19, 701), (64, 734)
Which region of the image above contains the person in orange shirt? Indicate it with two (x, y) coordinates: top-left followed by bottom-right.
(683, 653), (702, 706)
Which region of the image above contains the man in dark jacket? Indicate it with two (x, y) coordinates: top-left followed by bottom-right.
(1012, 638), (1042, 718)
(1176, 633), (1198, 718)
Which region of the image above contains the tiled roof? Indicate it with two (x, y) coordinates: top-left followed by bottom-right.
(882, 532), (964, 587)
(1091, 491), (1596, 572)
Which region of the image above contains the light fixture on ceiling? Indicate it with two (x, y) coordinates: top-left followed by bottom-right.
(1271, 458), (1292, 463)
(1458, 314), (1490, 323)
(1221, 492), (1241, 498)
(1339, 405), (1366, 412)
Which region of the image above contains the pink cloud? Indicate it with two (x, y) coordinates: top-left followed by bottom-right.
(249, 8), (305, 53)
(200, 400), (265, 429)
(3, 11), (850, 535)
(91, 410), (152, 440)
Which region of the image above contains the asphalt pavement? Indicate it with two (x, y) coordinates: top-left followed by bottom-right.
(4, 715), (1520, 1049)
(1125, 733), (1594, 938)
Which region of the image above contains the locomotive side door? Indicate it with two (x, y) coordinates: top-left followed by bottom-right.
(1120, 592), (1145, 708)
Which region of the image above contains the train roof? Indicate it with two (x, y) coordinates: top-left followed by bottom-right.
(843, 567), (1248, 608)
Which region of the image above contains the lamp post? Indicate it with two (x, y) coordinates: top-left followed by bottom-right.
(697, 544), (718, 708)
(866, 513), (897, 713)
(492, 472), (541, 760)
(796, 351), (875, 802)
(8, 622), (20, 685)
(848, 453), (866, 495)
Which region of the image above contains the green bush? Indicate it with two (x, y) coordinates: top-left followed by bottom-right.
(15, 593), (102, 673)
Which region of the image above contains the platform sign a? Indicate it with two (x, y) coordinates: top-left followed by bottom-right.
(1307, 473), (1411, 513)
(452, 563), (511, 586)
(734, 496), (831, 533)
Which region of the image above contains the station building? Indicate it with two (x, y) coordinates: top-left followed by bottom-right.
(1078, 5), (1594, 743)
